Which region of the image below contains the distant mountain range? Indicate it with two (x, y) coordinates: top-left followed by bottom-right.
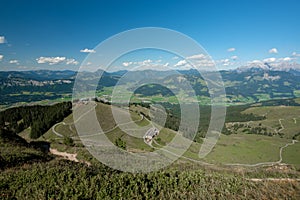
(1, 65), (300, 106)
(237, 62), (300, 73)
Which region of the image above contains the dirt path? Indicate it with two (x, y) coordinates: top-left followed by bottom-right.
(248, 178), (300, 182)
(50, 148), (91, 166)
(51, 102), (99, 138)
(149, 138), (213, 166)
(50, 148), (79, 162)
(78, 114), (144, 139)
(148, 134), (298, 168)
(52, 122), (64, 137)
(225, 140), (298, 167)
(52, 103), (145, 139)
(278, 118), (285, 133)
(51, 105), (298, 175)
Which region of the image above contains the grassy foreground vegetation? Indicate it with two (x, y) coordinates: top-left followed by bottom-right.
(1, 159), (300, 199)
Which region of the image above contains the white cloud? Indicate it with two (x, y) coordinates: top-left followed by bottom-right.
(227, 48), (235, 52)
(0, 55), (3, 61)
(292, 52), (300, 57)
(219, 59), (231, 66)
(248, 60), (263, 65)
(186, 54), (206, 60)
(174, 59), (187, 67)
(142, 59), (152, 65)
(231, 55), (238, 60)
(246, 56), (294, 69)
(9, 59), (19, 64)
(122, 62), (133, 67)
(129, 59), (172, 71)
(221, 59), (230, 63)
(0, 36), (5, 44)
(80, 48), (96, 53)
(172, 56), (179, 60)
(121, 59), (169, 70)
(36, 56), (79, 65)
(282, 57), (292, 62)
(263, 57), (276, 63)
(185, 54), (214, 68)
(277, 57), (294, 62)
(36, 57), (66, 65)
(173, 55), (214, 69)
(66, 58), (79, 65)
(269, 48), (278, 54)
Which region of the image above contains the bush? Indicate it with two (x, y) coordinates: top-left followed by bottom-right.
(63, 136), (74, 146)
(115, 138), (126, 150)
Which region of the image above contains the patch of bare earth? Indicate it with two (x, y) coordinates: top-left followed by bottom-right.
(50, 148), (91, 166)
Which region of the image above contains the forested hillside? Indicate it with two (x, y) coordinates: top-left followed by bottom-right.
(0, 102), (72, 138)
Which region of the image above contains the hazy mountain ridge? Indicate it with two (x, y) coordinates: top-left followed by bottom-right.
(236, 62), (300, 73)
(1, 66), (300, 105)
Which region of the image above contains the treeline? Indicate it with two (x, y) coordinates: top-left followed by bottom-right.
(0, 102), (72, 139)
(134, 84), (176, 97)
(260, 98), (300, 106)
(129, 102), (266, 142)
(222, 105), (266, 135)
(225, 105), (266, 122)
(0, 83), (73, 105)
(223, 123), (275, 136)
(0, 94), (65, 106)
(153, 103), (265, 140)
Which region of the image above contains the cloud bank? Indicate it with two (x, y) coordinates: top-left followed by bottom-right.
(36, 56), (78, 65)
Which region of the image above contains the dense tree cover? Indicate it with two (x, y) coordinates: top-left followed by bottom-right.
(0, 102), (72, 139)
(0, 129), (52, 169)
(0, 93), (66, 106)
(1, 159), (299, 199)
(225, 105), (266, 123)
(224, 123), (274, 136)
(260, 98), (300, 106)
(134, 84), (176, 97)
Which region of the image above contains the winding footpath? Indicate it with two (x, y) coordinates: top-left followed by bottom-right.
(248, 178), (300, 182)
(51, 104), (299, 173)
(52, 103), (97, 137)
(224, 140), (298, 167)
(49, 104), (146, 164)
(147, 136), (298, 167)
(278, 118), (285, 133)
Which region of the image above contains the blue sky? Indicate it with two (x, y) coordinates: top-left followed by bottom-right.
(0, 0), (300, 71)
